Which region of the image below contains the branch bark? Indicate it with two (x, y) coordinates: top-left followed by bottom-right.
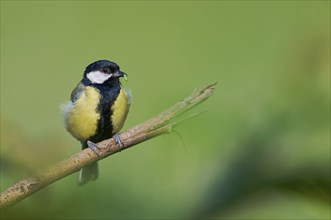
(0, 83), (216, 208)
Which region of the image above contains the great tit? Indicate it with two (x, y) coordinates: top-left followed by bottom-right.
(62, 60), (131, 185)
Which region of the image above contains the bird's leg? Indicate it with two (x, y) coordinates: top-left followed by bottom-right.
(113, 134), (125, 151)
(87, 140), (101, 158)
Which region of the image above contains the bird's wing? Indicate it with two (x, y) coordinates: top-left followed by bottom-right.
(61, 82), (86, 124)
(125, 87), (132, 106)
(70, 82), (85, 102)
(124, 86), (132, 125)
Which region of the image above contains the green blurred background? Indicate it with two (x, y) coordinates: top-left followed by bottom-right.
(1, 1), (330, 219)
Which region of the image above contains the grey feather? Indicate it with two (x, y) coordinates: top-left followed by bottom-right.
(60, 82), (85, 129)
(70, 82), (85, 102)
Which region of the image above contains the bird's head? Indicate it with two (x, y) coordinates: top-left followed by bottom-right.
(83, 60), (127, 85)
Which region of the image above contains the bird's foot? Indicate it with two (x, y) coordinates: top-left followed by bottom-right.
(87, 140), (101, 158)
(113, 134), (124, 151)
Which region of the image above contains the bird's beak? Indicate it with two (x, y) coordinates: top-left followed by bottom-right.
(113, 71), (128, 78)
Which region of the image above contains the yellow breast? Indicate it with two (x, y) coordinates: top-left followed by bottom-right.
(111, 88), (130, 134)
(66, 87), (100, 141)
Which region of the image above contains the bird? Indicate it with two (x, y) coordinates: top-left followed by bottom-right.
(61, 60), (131, 185)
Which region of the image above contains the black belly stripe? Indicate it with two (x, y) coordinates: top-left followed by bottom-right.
(90, 83), (121, 143)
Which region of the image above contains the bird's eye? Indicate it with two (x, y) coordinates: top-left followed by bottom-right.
(102, 67), (110, 74)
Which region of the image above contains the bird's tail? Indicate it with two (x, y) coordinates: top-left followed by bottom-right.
(78, 162), (98, 186)
(78, 141), (99, 185)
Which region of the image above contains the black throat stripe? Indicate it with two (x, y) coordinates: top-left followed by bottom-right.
(90, 82), (121, 143)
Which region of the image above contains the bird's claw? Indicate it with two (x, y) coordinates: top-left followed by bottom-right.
(113, 134), (124, 151)
(87, 140), (101, 158)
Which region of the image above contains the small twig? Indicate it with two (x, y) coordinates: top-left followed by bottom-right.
(0, 83), (216, 208)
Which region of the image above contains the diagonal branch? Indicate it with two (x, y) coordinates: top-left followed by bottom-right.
(0, 83), (216, 208)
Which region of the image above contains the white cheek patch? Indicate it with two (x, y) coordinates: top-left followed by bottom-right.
(87, 71), (112, 84)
